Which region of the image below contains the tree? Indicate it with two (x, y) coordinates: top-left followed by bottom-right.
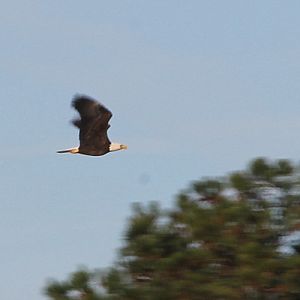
(44, 158), (300, 300)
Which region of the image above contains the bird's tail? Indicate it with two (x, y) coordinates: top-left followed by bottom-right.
(57, 147), (79, 154)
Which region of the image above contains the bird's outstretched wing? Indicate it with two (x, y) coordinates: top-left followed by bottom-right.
(72, 95), (112, 155)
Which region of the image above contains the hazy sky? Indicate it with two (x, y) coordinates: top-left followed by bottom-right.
(1, 1), (300, 299)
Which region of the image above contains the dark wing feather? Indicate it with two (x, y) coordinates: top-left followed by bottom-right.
(72, 118), (81, 128)
(72, 95), (112, 155)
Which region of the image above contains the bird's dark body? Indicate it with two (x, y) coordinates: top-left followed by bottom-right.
(72, 95), (112, 156)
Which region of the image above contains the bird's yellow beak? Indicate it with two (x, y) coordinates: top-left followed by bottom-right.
(121, 144), (128, 150)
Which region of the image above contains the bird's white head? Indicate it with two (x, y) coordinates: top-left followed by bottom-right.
(109, 143), (128, 152)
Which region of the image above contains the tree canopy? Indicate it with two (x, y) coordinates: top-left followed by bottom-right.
(44, 158), (300, 300)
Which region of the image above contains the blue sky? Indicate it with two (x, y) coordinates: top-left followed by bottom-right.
(1, 1), (300, 299)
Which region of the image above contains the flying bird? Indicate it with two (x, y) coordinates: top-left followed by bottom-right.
(57, 95), (127, 156)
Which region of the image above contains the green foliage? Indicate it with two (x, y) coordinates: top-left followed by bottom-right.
(249, 157), (273, 179)
(283, 255), (300, 297)
(45, 158), (300, 300)
(45, 269), (103, 300)
(45, 280), (70, 300)
(230, 172), (252, 194)
(193, 179), (223, 201)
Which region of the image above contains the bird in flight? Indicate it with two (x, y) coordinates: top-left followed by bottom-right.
(57, 95), (127, 156)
